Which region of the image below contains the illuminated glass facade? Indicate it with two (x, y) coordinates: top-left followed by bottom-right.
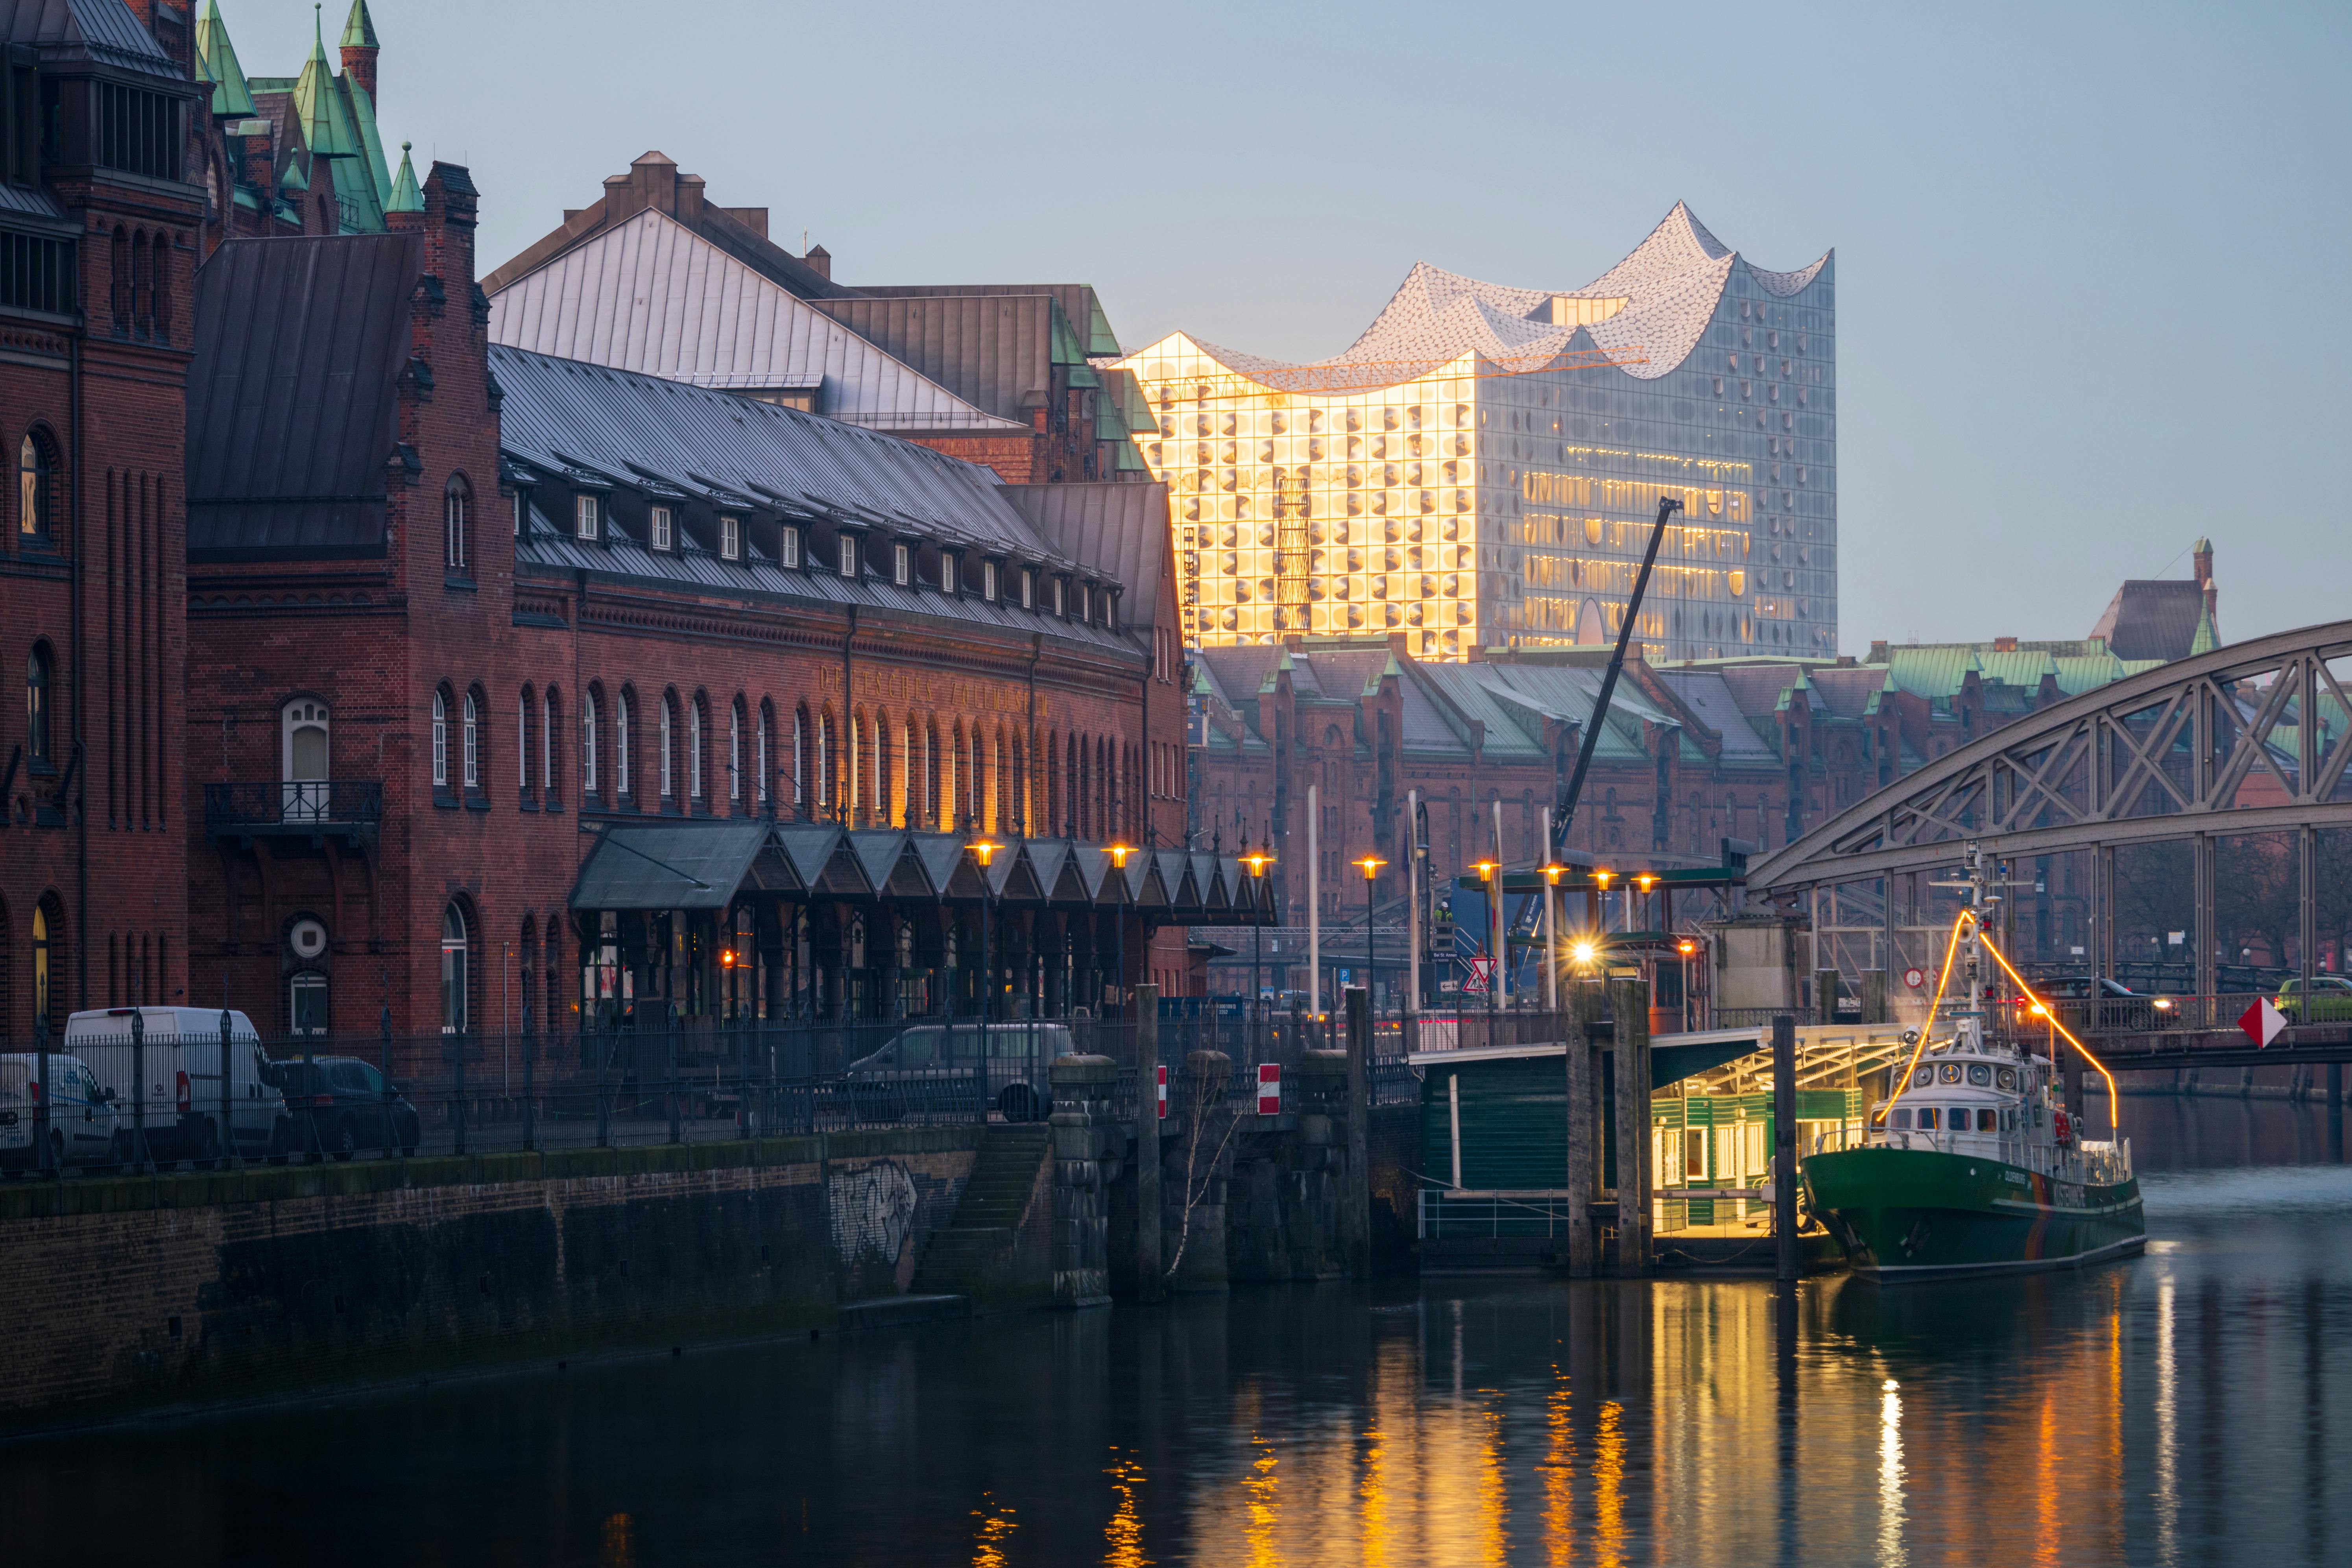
(1117, 206), (1835, 662)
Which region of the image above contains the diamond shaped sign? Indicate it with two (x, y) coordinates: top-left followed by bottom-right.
(2239, 997), (2286, 1048)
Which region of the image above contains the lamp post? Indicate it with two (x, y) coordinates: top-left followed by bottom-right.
(1593, 867), (1615, 936)
(1108, 840), (1135, 1022)
(1241, 842), (1273, 1058)
(1354, 854), (1387, 1020)
(1634, 873), (1658, 936)
(1473, 858), (1500, 1021)
(966, 838), (1001, 1025)
(1677, 938), (1698, 1032)
(1540, 862), (1566, 1012)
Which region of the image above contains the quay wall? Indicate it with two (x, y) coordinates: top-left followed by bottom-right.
(0, 1132), (976, 1432)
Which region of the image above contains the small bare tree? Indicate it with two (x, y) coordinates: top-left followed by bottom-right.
(1164, 1062), (1244, 1280)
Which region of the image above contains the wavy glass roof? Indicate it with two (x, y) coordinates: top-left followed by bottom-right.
(1157, 203), (1828, 394)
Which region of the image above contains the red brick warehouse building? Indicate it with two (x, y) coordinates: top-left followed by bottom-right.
(0, 0), (203, 1036)
(183, 159), (1233, 1068)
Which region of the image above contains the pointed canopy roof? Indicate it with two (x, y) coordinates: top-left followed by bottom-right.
(340, 0), (378, 47)
(196, 0), (257, 117)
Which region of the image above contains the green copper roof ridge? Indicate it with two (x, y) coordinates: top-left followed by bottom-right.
(385, 140), (422, 214)
(341, 0), (380, 48)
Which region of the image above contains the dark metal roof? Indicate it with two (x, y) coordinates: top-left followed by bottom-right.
(569, 820), (776, 911)
(496, 346), (1143, 657)
(2088, 580), (2205, 663)
(186, 233), (421, 558)
(1000, 482), (1169, 630)
(857, 283), (1121, 357)
(810, 293), (1068, 421)
(0, 181), (67, 224)
(0, 0), (179, 77)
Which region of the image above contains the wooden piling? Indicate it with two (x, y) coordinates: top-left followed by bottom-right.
(1610, 975), (1652, 1277)
(1136, 984), (1162, 1303)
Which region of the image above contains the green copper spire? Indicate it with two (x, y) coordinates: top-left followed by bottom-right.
(340, 0), (380, 48)
(279, 151), (309, 192)
(195, 0), (257, 118)
(386, 141), (422, 214)
(295, 5), (358, 158)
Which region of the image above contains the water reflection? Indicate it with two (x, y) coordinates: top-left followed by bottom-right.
(3, 1108), (2348, 1566)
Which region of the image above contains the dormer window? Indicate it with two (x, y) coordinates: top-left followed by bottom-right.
(512, 490), (528, 538)
(1079, 582), (1092, 623)
(1052, 576), (1065, 617)
(838, 532), (860, 578)
(719, 514), (740, 561)
(942, 552), (958, 595)
(574, 494), (600, 542)
(1019, 569), (1034, 609)
(649, 504), (674, 552)
(780, 524), (802, 568)
(894, 542), (912, 585)
(983, 560), (999, 602)
(1106, 590), (1118, 630)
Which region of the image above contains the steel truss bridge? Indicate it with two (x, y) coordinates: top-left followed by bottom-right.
(1746, 619), (2352, 1073)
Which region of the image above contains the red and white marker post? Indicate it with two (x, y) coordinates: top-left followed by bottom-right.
(1256, 1062), (1282, 1116)
(1156, 1063), (1168, 1118)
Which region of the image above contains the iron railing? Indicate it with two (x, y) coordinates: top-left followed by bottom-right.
(204, 779), (384, 832)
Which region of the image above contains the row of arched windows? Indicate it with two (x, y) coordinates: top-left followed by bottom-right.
(416, 676), (1145, 843)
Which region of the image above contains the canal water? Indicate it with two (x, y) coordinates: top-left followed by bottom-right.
(7, 1098), (2348, 1566)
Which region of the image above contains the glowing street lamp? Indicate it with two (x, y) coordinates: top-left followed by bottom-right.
(1592, 867), (1615, 937)
(1238, 841), (1272, 1047)
(1473, 858), (1501, 1016)
(966, 838), (1001, 1025)
(1354, 855), (1387, 1014)
(1108, 841), (1136, 1022)
(1540, 863), (1566, 1011)
(1676, 937), (1698, 1031)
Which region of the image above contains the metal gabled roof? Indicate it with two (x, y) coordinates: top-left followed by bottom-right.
(810, 292), (1074, 423)
(3, 0), (179, 77)
(487, 209), (1021, 434)
(1000, 482), (1169, 630)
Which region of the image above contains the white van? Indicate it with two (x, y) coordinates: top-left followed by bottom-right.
(64, 1008), (286, 1165)
(0, 1054), (119, 1171)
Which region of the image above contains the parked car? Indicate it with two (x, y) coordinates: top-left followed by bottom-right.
(2274, 975), (2352, 1022)
(64, 1007), (288, 1166)
(2020, 975), (2156, 1031)
(269, 1055), (420, 1159)
(0, 1053), (118, 1172)
(845, 1020), (1078, 1122)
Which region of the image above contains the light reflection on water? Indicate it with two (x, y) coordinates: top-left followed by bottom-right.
(2, 1104), (2346, 1566)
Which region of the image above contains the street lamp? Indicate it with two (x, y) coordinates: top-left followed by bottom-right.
(1108, 841), (1136, 1023)
(1540, 862), (1566, 1012)
(1473, 858), (1501, 1018)
(1354, 854), (1387, 1016)
(1634, 872), (1658, 935)
(966, 838), (1001, 1026)
(1240, 842), (1273, 1055)
(1676, 938), (1698, 1031)
(1593, 867), (1615, 938)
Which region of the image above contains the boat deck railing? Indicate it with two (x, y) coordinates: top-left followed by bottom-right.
(1867, 1129), (2134, 1186)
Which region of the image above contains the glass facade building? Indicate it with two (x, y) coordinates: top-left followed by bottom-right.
(1117, 205), (1835, 662)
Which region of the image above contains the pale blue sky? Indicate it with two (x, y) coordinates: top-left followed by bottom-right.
(234, 0), (2348, 652)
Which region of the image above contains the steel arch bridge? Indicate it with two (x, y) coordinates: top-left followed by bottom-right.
(1745, 619), (2352, 1011)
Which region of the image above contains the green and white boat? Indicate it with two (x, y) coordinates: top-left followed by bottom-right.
(1804, 1014), (2144, 1280)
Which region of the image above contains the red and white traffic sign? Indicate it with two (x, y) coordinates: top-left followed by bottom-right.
(1156, 1063), (1169, 1117)
(1257, 1062), (1282, 1116)
(2239, 997), (2286, 1048)
(1465, 955), (1496, 994)
(1903, 966), (1927, 990)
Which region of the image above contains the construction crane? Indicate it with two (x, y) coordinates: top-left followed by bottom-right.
(1550, 493), (1684, 860)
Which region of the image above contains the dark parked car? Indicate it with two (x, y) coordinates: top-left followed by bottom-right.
(269, 1055), (420, 1158)
(2016, 975), (2158, 1031)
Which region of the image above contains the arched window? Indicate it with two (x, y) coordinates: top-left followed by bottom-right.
(659, 694), (675, 800)
(792, 704), (809, 816)
(687, 695), (704, 802)
(33, 894), (63, 1034)
(282, 696), (329, 818)
(131, 227), (151, 337)
(582, 687), (600, 797)
(25, 644), (52, 766)
(517, 685), (534, 792)
(519, 914), (537, 1036)
(816, 708), (831, 813)
(615, 689), (632, 798)
(440, 901), (470, 1034)
(757, 700), (772, 811)
(153, 233), (173, 344)
(729, 698), (744, 805)
(431, 689), (448, 787)
(109, 226), (128, 335)
(462, 690), (480, 790)
(17, 434), (53, 541)
(445, 475), (470, 571)
(543, 687), (559, 798)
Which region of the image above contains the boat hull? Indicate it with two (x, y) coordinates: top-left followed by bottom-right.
(1804, 1145), (2144, 1280)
